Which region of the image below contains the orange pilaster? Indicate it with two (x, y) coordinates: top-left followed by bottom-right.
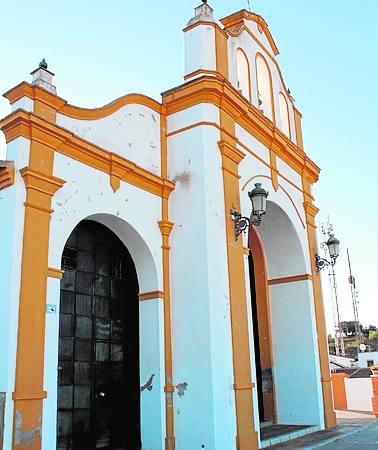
(303, 179), (336, 429)
(159, 114), (176, 450)
(219, 109), (259, 450)
(12, 167), (65, 450)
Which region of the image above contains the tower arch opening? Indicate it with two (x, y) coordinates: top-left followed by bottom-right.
(248, 200), (323, 428)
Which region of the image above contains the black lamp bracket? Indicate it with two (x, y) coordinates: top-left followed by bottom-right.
(230, 209), (262, 240)
(315, 253), (336, 273)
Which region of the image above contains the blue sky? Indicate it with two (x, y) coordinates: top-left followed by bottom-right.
(1, 0), (377, 332)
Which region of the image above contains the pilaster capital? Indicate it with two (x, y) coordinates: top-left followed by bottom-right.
(158, 220), (174, 237)
(218, 140), (245, 165)
(303, 201), (319, 218)
(0, 162), (15, 190)
(20, 167), (65, 196)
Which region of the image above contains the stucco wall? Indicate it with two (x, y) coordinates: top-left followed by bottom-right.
(57, 103), (161, 176)
(345, 378), (373, 412)
(167, 104), (237, 450)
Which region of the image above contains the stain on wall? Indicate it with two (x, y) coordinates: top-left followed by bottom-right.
(175, 382), (188, 398)
(14, 411), (42, 449)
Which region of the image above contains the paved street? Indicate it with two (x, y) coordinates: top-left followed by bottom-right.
(268, 411), (378, 449)
(318, 422), (378, 449)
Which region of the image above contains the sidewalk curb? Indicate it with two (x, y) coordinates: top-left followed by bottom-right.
(305, 420), (378, 449)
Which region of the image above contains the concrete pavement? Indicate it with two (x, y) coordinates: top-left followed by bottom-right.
(268, 410), (378, 449)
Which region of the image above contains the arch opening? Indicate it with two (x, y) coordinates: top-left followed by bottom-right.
(256, 54), (274, 122)
(248, 201), (323, 429)
(57, 220), (141, 449)
(236, 48), (251, 101)
(278, 92), (291, 138)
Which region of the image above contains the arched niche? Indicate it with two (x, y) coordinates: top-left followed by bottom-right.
(236, 48), (251, 101)
(256, 54), (275, 123)
(278, 92), (291, 138)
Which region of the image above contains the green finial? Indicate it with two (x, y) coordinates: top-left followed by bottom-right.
(39, 58), (48, 69)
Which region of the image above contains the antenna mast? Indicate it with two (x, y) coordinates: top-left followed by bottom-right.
(347, 248), (364, 348)
(321, 220), (345, 357)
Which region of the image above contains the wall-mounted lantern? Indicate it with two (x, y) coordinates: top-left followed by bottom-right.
(315, 234), (340, 272)
(231, 183), (269, 240)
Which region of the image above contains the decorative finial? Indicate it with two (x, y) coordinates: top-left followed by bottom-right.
(187, 0), (214, 26)
(39, 58), (48, 69)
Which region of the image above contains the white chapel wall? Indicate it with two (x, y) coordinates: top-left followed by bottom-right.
(57, 103), (161, 176)
(227, 27), (297, 146)
(167, 104), (237, 450)
(41, 152), (166, 449)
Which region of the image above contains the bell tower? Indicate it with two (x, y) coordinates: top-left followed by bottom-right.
(183, 1), (228, 82)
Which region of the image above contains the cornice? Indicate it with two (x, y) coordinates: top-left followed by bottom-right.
(220, 9), (279, 56)
(163, 76), (320, 183)
(3, 82), (164, 119)
(183, 20), (229, 39)
(0, 162), (15, 190)
(0, 110), (175, 199)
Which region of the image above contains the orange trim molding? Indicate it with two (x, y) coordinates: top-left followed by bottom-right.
(4, 82), (163, 119)
(184, 69), (219, 81)
(162, 76), (320, 184)
(220, 10), (279, 56)
(268, 274), (312, 285)
(47, 267), (64, 280)
(0, 110), (175, 200)
(0, 161), (15, 190)
(12, 391), (47, 401)
(138, 290), (165, 301)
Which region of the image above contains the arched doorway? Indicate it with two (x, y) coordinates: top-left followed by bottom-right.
(248, 227), (275, 424)
(57, 220), (141, 449)
(248, 200), (323, 427)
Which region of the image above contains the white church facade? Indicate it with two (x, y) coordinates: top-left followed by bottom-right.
(0, 3), (335, 450)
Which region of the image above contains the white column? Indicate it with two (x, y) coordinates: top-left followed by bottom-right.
(42, 276), (61, 449)
(139, 297), (165, 450)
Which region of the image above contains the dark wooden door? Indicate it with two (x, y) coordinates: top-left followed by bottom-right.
(248, 253), (265, 422)
(57, 220), (141, 450)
